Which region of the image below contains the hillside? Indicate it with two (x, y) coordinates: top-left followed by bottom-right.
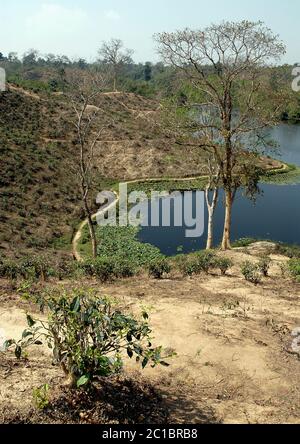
(0, 85), (285, 259)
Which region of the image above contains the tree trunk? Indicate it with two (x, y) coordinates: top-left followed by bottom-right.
(221, 190), (232, 250)
(205, 186), (219, 250)
(83, 196), (97, 259)
(206, 206), (214, 250)
(87, 214), (97, 259)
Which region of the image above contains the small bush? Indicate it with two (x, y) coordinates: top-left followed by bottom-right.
(0, 259), (20, 281)
(180, 258), (201, 276)
(80, 258), (115, 282)
(241, 261), (261, 285)
(180, 251), (217, 277)
(257, 257), (271, 277)
(288, 259), (300, 281)
(149, 258), (171, 279)
(194, 251), (217, 273)
(114, 260), (137, 278)
(5, 290), (170, 388)
(19, 255), (51, 281)
(215, 257), (233, 275)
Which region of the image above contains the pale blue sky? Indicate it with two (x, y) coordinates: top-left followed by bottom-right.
(1, 0), (299, 63)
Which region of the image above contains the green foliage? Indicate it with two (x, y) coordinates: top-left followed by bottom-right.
(274, 243), (300, 259)
(288, 259), (300, 281)
(96, 226), (163, 269)
(33, 384), (50, 410)
(0, 255), (55, 282)
(215, 257), (233, 275)
(149, 258), (171, 279)
(195, 251), (217, 273)
(0, 259), (20, 281)
(180, 251), (217, 276)
(5, 290), (170, 388)
(232, 238), (258, 248)
(79, 257), (116, 282)
(257, 257), (271, 277)
(241, 261), (261, 285)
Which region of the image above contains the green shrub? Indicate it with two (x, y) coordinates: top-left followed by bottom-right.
(257, 257), (271, 277)
(180, 251), (217, 277)
(180, 258), (202, 276)
(215, 257), (233, 275)
(241, 261), (261, 285)
(0, 259), (20, 281)
(80, 258), (115, 282)
(113, 260), (137, 278)
(232, 238), (258, 248)
(288, 259), (300, 281)
(19, 255), (51, 281)
(5, 290), (170, 388)
(149, 258), (171, 279)
(194, 251), (217, 273)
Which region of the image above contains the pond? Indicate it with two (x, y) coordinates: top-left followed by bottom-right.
(138, 125), (300, 255)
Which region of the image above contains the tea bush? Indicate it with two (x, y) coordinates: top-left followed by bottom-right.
(149, 258), (171, 279)
(241, 261), (261, 285)
(288, 259), (300, 281)
(215, 257), (233, 275)
(257, 257), (271, 277)
(5, 290), (170, 388)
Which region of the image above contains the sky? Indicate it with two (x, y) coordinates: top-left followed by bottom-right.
(0, 0), (299, 64)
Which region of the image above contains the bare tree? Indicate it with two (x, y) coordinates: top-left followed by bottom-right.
(66, 69), (109, 258)
(155, 21), (286, 249)
(98, 39), (134, 91)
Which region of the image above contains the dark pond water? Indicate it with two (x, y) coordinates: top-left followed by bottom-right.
(138, 125), (300, 255)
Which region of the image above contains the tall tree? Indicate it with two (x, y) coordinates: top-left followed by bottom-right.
(155, 21), (286, 249)
(98, 39), (134, 91)
(66, 69), (109, 258)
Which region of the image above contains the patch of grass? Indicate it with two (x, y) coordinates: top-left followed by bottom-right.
(232, 238), (259, 248)
(274, 243), (300, 259)
(261, 163), (300, 185)
(96, 226), (164, 270)
(288, 259), (300, 281)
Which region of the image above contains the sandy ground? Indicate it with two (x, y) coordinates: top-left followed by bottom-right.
(0, 245), (299, 424)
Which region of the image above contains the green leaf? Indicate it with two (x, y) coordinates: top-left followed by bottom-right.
(142, 311), (149, 320)
(142, 357), (149, 369)
(15, 346), (22, 359)
(127, 347), (133, 358)
(22, 329), (33, 339)
(4, 339), (15, 350)
(26, 314), (35, 328)
(70, 296), (81, 313)
(77, 375), (90, 388)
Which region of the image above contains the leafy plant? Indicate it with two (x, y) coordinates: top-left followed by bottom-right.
(180, 251), (217, 277)
(195, 251), (217, 273)
(33, 384), (50, 410)
(5, 290), (170, 388)
(288, 259), (300, 281)
(79, 258), (115, 282)
(215, 257), (233, 276)
(149, 258), (171, 279)
(241, 261), (261, 285)
(257, 257), (271, 277)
